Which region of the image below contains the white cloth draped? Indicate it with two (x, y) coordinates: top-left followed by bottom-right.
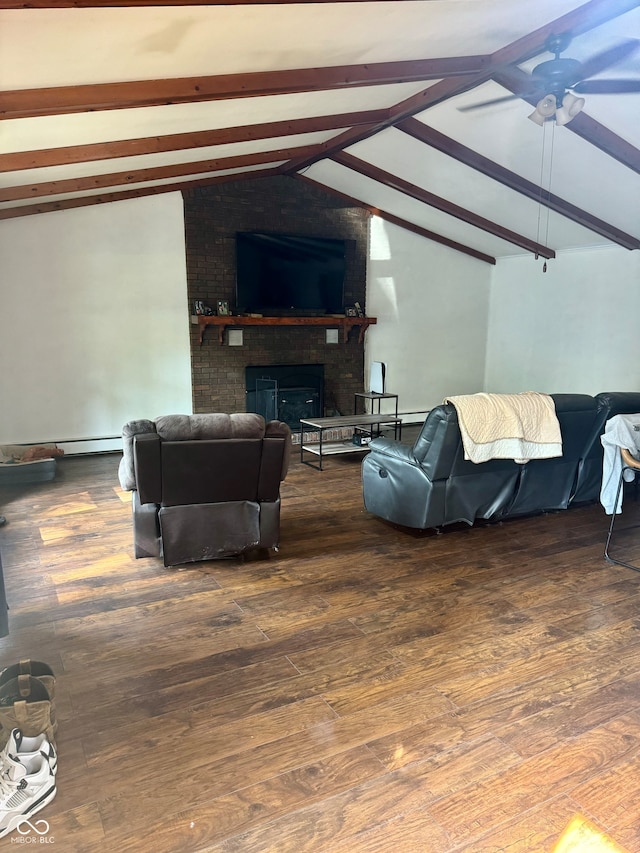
(444, 392), (562, 464)
(600, 414), (640, 515)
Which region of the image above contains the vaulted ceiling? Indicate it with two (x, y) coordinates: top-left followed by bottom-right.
(1, 0), (639, 265)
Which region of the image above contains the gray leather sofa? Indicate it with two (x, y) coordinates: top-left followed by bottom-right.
(362, 392), (640, 531)
(118, 413), (291, 566)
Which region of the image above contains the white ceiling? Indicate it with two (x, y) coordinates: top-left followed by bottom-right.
(1, 0), (639, 266)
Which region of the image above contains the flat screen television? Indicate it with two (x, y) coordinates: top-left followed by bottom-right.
(235, 232), (346, 316)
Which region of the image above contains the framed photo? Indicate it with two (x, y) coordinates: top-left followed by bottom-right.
(195, 300), (214, 316)
(217, 300), (230, 316)
(345, 306), (358, 317)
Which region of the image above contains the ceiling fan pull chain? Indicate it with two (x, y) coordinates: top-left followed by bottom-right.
(544, 121), (557, 253)
(535, 122), (547, 248)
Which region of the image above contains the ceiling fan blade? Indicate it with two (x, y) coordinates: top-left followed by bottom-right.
(577, 39), (639, 81)
(574, 78), (640, 94)
(457, 93), (522, 113)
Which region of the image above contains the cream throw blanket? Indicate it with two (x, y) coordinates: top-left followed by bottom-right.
(444, 392), (562, 464)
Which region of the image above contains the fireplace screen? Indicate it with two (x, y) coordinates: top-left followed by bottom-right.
(255, 379), (278, 423)
(277, 388), (320, 427)
(246, 364), (324, 430)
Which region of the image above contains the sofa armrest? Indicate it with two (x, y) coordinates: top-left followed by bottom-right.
(362, 438), (445, 529)
(119, 418), (157, 490)
(133, 433), (162, 505)
(265, 420), (292, 479)
(366, 437), (420, 466)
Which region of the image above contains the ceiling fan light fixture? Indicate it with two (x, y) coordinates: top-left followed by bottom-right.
(528, 94), (557, 125)
(536, 94), (558, 117)
(527, 108), (547, 126)
(556, 91), (585, 126)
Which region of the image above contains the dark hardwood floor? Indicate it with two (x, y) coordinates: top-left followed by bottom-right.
(1, 451), (640, 852)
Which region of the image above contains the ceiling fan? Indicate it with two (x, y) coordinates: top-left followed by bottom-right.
(460, 33), (640, 125)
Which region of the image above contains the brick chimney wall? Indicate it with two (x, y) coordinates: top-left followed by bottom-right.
(183, 176), (370, 418)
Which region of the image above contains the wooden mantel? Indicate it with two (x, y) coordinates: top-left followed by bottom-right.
(197, 314), (377, 345)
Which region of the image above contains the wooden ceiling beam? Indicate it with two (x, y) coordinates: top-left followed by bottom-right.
(0, 166), (280, 220)
(398, 118), (640, 249)
(0, 144), (320, 203)
(0, 57), (490, 121)
(331, 151), (556, 258)
(568, 113), (640, 176)
(296, 173), (496, 265)
(282, 74), (483, 174)
(0, 109), (386, 173)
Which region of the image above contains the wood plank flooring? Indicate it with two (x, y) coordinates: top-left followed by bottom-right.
(1, 452), (640, 851)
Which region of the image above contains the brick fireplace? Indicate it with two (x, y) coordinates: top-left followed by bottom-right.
(183, 176), (370, 421)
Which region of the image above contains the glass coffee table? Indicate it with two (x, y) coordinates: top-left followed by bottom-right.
(299, 413), (402, 470)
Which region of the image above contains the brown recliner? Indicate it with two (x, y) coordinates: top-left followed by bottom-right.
(118, 413), (291, 567)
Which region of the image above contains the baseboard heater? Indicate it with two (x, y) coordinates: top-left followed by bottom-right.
(13, 436), (123, 456)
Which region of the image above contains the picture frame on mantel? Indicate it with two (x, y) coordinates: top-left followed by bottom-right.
(345, 306), (358, 317)
(217, 300), (230, 316)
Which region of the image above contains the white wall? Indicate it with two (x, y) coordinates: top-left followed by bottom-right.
(366, 217), (493, 412)
(0, 194), (192, 449)
(485, 247), (640, 394)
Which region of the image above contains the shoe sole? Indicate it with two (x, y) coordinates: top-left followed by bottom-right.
(0, 783), (56, 838)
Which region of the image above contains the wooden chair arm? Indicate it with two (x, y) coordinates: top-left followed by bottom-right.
(621, 447), (640, 470)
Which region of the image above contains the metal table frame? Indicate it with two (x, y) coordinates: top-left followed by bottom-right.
(299, 413), (402, 470)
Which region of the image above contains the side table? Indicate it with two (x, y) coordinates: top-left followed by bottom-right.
(354, 392), (398, 419)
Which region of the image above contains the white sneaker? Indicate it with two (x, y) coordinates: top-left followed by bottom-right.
(0, 751), (56, 838)
(1, 729), (57, 776)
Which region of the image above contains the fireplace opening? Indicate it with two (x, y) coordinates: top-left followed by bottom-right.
(245, 364), (324, 430)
